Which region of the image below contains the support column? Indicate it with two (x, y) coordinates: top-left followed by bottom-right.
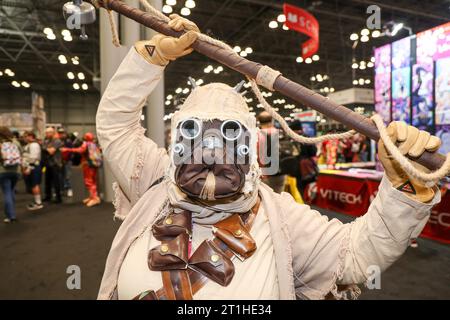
(144, 0), (165, 148)
(99, 9), (131, 202)
(99, 0), (165, 201)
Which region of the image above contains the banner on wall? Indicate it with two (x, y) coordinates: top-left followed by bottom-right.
(435, 57), (450, 125)
(391, 37), (411, 123)
(412, 63), (434, 131)
(374, 44), (391, 124)
(283, 3), (319, 59)
(436, 125), (450, 155)
(416, 21), (450, 64)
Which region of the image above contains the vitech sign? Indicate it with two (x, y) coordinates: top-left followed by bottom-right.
(283, 3), (319, 59)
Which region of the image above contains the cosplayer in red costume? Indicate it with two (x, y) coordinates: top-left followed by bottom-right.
(62, 133), (101, 207)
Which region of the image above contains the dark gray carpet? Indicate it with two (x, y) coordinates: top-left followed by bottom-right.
(0, 183), (448, 299)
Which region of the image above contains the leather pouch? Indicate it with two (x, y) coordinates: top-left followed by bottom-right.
(148, 232), (189, 271)
(133, 290), (158, 300)
(213, 214), (257, 259)
(188, 240), (234, 286)
(152, 210), (192, 241)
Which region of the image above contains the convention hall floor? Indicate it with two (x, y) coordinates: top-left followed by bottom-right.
(1, 183), (449, 300)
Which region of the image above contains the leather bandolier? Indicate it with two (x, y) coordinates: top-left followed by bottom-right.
(133, 198), (261, 300)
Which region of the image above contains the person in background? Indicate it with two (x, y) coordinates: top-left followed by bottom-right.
(42, 127), (63, 204)
(340, 137), (353, 163)
(359, 135), (369, 162)
(298, 144), (318, 197)
(0, 127), (22, 223)
(57, 128), (74, 197)
(22, 131), (43, 211)
(323, 134), (338, 168)
(257, 111), (286, 193)
(62, 132), (102, 207)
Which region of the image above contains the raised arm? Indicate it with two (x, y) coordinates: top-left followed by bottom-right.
(63, 142), (87, 154)
(96, 48), (168, 204)
(286, 122), (441, 299)
(96, 14), (199, 208)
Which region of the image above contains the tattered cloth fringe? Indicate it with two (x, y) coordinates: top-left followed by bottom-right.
(327, 222), (361, 300)
(111, 182), (123, 221)
(130, 127), (147, 202)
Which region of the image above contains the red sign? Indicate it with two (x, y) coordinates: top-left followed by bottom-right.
(305, 173), (450, 245)
(283, 3), (319, 59)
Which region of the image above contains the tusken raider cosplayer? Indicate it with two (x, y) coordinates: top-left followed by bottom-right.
(96, 14), (443, 300)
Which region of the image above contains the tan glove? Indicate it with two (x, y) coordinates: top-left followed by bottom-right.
(135, 14), (199, 66)
(378, 121), (441, 203)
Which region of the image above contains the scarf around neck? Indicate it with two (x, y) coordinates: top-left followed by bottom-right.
(166, 180), (260, 225)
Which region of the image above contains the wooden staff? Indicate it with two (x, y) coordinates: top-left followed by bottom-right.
(92, 0), (447, 172)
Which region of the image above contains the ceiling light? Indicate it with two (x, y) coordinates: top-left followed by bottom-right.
(176, 87), (182, 94)
(240, 51), (248, 57)
(167, 94), (173, 100)
(324, 87), (329, 93)
(204, 67), (211, 73)
(63, 35), (73, 42)
(391, 23), (404, 36)
(47, 33), (56, 40)
(82, 83), (88, 90)
(67, 72), (75, 79)
(73, 83), (80, 90)
(21, 81), (30, 88)
(185, 0), (196, 9)
(233, 46), (241, 53)
(43, 27), (53, 35)
(282, 24), (289, 31)
(12, 81), (20, 88)
(78, 72), (85, 80)
(330, 87), (335, 92)
(72, 57), (80, 65)
(269, 21), (278, 29)
(360, 35), (369, 42)
(310, 76), (316, 81)
(162, 5), (173, 14)
(367, 61), (374, 68)
(196, 79), (204, 85)
(361, 28), (370, 36)
(166, 0), (176, 5)
(305, 57), (312, 64)
(359, 64), (366, 70)
(180, 7), (191, 16)
(165, 100), (171, 106)
(358, 78), (364, 85)
(277, 14), (286, 23)
(0, 71), (3, 76)
(312, 54), (319, 61)
(371, 56), (375, 62)
(365, 79), (371, 84)
(245, 47), (253, 54)
(216, 66), (223, 72)
(353, 80), (358, 85)
(61, 29), (71, 37)
(182, 88), (190, 94)
(323, 75), (329, 80)
(296, 57), (303, 63)
(372, 30), (381, 38)
(350, 33), (359, 41)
